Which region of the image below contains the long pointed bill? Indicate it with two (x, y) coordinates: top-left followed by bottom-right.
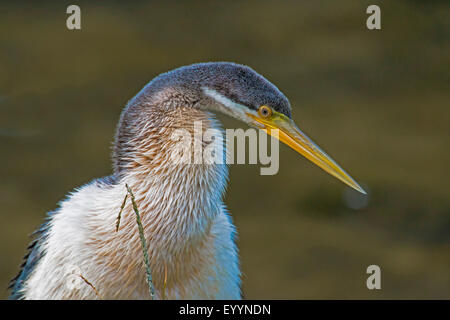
(248, 111), (366, 194)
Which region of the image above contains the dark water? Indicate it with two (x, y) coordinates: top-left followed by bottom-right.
(0, 1), (449, 298)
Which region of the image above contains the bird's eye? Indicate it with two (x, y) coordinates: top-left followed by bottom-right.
(258, 105), (272, 119)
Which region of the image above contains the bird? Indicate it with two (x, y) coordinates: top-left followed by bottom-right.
(10, 62), (365, 300)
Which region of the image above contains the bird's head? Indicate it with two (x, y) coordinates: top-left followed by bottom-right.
(124, 62), (365, 194)
(190, 62), (364, 194)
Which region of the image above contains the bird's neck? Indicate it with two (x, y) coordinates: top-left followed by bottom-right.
(121, 106), (228, 242)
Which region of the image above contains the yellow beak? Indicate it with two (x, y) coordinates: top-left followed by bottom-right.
(248, 110), (366, 194)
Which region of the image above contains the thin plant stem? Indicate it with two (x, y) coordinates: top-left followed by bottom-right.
(126, 184), (155, 300)
(115, 194), (128, 232)
(79, 274), (101, 299)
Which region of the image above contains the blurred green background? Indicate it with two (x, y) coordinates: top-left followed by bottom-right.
(0, 1), (449, 299)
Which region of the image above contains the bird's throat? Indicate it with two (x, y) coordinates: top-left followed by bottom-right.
(121, 106), (228, 245)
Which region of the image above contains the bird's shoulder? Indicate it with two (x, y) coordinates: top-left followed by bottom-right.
(9, 174), (120, 299)
(8, 209), (56, 299)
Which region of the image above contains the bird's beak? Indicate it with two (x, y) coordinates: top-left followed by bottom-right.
(247, 110), (366, 194)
